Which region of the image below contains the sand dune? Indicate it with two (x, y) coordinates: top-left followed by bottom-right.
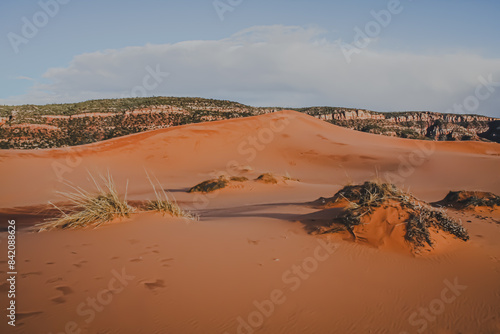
(1, 110), (500, 333)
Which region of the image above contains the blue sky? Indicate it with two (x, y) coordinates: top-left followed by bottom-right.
(1, 0), (500, 116)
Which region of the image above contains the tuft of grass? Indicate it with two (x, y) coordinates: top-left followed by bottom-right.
(188, 175), (229, 193)
(255, 173), (278, 184)
(37, 173), (133, 231)
(283, 171), (299, 182)
(318, 181), (469, 249)
(144, 172), (197, 220)
(440, 190), (500, 208)
(230, 176), (248, 182)
(38, 172), (198, 232)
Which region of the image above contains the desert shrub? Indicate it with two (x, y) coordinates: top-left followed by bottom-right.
(188, 176), (229, 193)
(230, 176), (248, 182)
(319, 181), (469, 249)
(441, 191), (500, 208)
(283, 171), (299, 181)
(255, 173), (278, 184)
(144, 172), (197, 220)
(360, 123), (385, 134)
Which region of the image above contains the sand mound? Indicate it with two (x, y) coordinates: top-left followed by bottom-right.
(314, 182), (469, 254)
(2, 110), (500, 209)
(188, 175), (248, 193)
(188, 173), (297, 193)
(436, 190), (500, 210)
(255, 173), (279, 184)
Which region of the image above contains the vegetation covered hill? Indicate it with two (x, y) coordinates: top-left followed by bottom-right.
(0, 97), (498, 149)
(0, 97), (270, 117)
(0, 97), (278, 149)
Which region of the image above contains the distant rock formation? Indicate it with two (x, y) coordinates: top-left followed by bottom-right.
(479, 120), (500, 143)
(297, 107), (497, 141)
(0, 97), (498, 149)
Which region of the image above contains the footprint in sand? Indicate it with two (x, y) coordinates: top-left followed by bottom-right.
(129, 257), (143, 262)
(45, 277), (63, 284)
(140, 250), (158, 256)
(247, 239), (260, 245)
(50, 296), (66, 304)
(17, 311), (43, 320)
(50, 286), (73, 304)
(17, 311), (43, 326)
(160, 258), (174, 267)
(46, 262), (55, 265)
(128, 239), (140, 245)
(110, 256), (120, 260)
(142, 279), (166, 291)
(55, 286), (74, 296)
(20, 271), (42, 279)
(73, 260), (88, 268)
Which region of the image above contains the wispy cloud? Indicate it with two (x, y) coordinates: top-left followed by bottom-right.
(2, 25), (500, 117)
(15, 76), (35, 81)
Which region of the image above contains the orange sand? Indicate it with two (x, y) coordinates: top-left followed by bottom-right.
(1, 110), (500, 333)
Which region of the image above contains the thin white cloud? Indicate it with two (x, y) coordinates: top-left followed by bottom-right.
(15, 76), (35, 81)
(2, 25), (500, 117)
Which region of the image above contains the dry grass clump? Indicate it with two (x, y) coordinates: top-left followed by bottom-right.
(189, 172), (294, 192)
(144, 173), (198, 220)
(145, 200), (188, 216)
(37, 174), (133, 231)
(230, 176), (248, 182)
(255, 173), (278, 184)
(188, 175), (229, 193)
(319, 181), (469, 249)
(38, 172), (197, 231)
(188, 175), (251, 193)
(282, 171), (299, 182)
(439, 190), (500, 209)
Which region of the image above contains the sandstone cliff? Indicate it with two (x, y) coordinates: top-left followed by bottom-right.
(297, 107), (498, 141)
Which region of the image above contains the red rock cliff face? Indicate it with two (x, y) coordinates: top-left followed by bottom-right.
(315, 109), (385, 121)
(300, 108), (498, 141)
(386, 112), (493, 124)
(479, 120), (500, 143)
